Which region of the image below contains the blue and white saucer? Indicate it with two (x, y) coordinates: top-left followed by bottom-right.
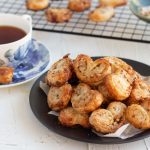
(0, 39), (50, 88)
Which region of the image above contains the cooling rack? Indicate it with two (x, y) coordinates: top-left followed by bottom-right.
(0, 0), (150, 43)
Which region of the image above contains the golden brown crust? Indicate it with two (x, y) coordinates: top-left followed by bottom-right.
(46, 55), (73, 86)
(128, 79), (150, 104)
(26, 0), (49, 11)
(46, 8), (72, 23)
(68, 0), (91, 12)
(140, 99), (150, 117)
(99, 0), (127, 8)
(89, 7), (115, 22)
(0, 66), (14, 84)
(105, 69), (132, 101)
(47, 83), (72, 111)
(73, 54), (111, 86)
(125, 104), (150, 129)
(58, 107), (90, 128)
(71, 83), (104, 113)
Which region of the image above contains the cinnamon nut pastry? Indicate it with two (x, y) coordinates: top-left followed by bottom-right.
(58, 107), (90, 128)
(26, 0), (49, 11)
(73, 54), (111, 86)
(46, 55), (73, 86)
(0, 66), (14, 84)
(99, 0), (127, 8)
(105, 69), (132, 101)
(71, 83), (104, 113)
(47, 83), (72, 111)
(68, 0), (91, 12)
(89, 7), (115, 22)
(128, 79), (150, 104)
(126, 104), (150, 129)
(46, 8), (72, 23)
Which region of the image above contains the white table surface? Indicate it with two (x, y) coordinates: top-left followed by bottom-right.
(0, 30), (150, 150)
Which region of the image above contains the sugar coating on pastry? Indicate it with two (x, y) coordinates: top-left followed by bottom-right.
(47, 83), (72, 111)
(73, 54), (111, 86)
(58, 107), (90, 128)
(68, 0), (91, 12)
(0, 66), (14, 84)
(126, 104), (150, 129)
(46, 8), (72, 23)
(26, 0), (49, 11)
(89, 7), (115, 22)
(107, 101), (127, 122)
(128, 79), (150, 104)
(105, 69), (132, 101)
(71, 83), (104, 113)
(99, 0), (127, 8)
(46, 55), (73, 86)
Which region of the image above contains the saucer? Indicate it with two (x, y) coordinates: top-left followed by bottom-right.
(0, 39), (50, 88)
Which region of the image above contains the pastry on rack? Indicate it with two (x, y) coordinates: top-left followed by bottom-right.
(46, 55), (73, 86)
(46, 8), (73, 23)
(47, 83), (73, 111)
(0, 66), (14, 84)
(68, 0), (91, 12)
(26, 0), (49, 11)
(99, 0), (127, 8)
(89, 7), (115, 22)
(58, 107), (90, 128)
(71, 83), (104, 113)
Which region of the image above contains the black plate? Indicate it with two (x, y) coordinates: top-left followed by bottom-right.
(29, 57), (150, 144)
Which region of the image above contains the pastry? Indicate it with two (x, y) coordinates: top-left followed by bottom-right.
(26, 0), (49, 11)
(0, 66), (14, 84)
(71, 83), (104, 113)
(68, 0), (91, 12)
(46, 55), (73, 86)
(46, 8), (72, 23)
(73, 54), (111, 86)
(47, 83), (72, 111)
(89, 7), (115, 22)
(58, 107), (90, 128)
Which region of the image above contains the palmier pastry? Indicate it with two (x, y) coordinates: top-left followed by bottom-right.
(126, 104), (150, 129)
(68, 0), (91, 12)
(47, 83), (72, 111)
(71, 83), (104, 113)
(46, 55), (73, 86)
(58, 107), (90, 128)
(89, 7), (115, 22)
(73, 54), (111, 86)
(99, 0), (127, 7)
(26, 0), (49, 11)
(46, 8), (72, 23)
(0, 66), (14, 84)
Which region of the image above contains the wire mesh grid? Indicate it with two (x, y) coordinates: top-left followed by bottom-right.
(0, 0), (150, 43)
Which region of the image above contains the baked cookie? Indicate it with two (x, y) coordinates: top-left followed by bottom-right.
(47, 83), (72, 111)
(99, 0), (127, 7)
(126, 104), (150, 129)
(46, 8), (72, 23)
(105, 69), (132, 101)
(128, 79), (150, 104)
(71, 83), (104, 113)
(26, 0), (49, 11)
(89, 7), (115, 22)
(46, 55), (73, 86)
(68, 0), (91, 12)
(140, 99), (150, 117)
(0, 66), (14, 84)
(58, 107), (90, 128)
(73, 54), (111, 86)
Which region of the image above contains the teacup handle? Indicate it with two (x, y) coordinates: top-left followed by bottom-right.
(22, 15), (32, 28)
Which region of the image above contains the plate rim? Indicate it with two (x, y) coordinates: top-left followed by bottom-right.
(29, 57), (150, 144)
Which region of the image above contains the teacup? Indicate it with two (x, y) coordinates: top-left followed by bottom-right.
(0, 13), (32, 65)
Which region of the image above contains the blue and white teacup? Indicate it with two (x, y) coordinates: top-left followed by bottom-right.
(0, 13), (32, 65)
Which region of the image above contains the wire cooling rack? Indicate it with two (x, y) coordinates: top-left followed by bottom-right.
(0, 0), (150, 43)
